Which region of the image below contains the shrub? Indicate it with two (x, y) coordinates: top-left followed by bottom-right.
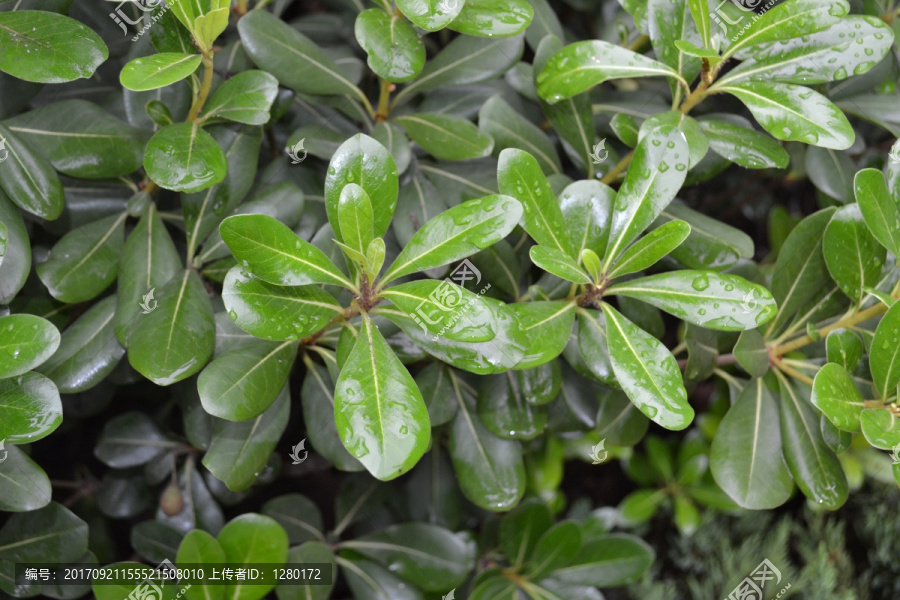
(0, 0), (899, 598)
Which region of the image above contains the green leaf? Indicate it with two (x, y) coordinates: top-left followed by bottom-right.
(510, 301), (576, 369)
(501, 499), (552, 567)
(301, 360), (365, 472)
(723, 0), (849, 60)
(238, 10), (365, 100)
(393, 34), (523, 103)
(341, 558), (422, 600)
(343, 523), (473, 592)
(449, 0), (533, 37)
(721, 15), (894, 85)
(638, 111), (709, 168)
(552, 534), (654, 587)
(0, 190), (30, 304)
(194, 7), (229, 50)
(199, 340), (297, 421)
(648, 0), (702, 97)
(855, 168), (900, 256)
(219, 214), (353, 288)
(2, 100), (145, 179)
(383, 194), (522, 284)
(601, 304), (693, 430)
(448, 371), (526, 510)
(477, 372), (547, 440)
(823, 203), (886, 304)
(655, 200), (754, 270)
(203, 383), (290, 491)
(826, 328), (863, 372)
(0, 444), (50, 512)
(334, 315), (430, 480)
(395, 113), (494, 161)
(769, 207), (835, 333)
(36, 213), (126, 303)
(698, 116), (790, 169)
(38, 295), (123, 393)
(94, 412), (173, 469)
(0, 10), (108, 83)
(222, 267), (342, 341)
(277, 542), (336, 600)
(325, 134), (398, 240)
(710, 378), (793, 509)
(536, 40), (681, 102)
(575, 308), (616, 386)
(0, 125), (64, 220)
(715, 81), (854, 150)
(860, 408), (900, 450)
(596, 389), (650, 446)
(120, 52), (202, 92)
(115, 202), (182, 344)
(0, 372), (61, 443)
(529, 245), (591, 283)
(217, 514), (289, 600)
(602, 126), (689, 270)
(733, 329), (769, 378)
(0, 502), (87, 563)
(479, 94), (561, 175)
(608, 220), (691, 279)
(606, 270), (777, 331)
(527, 521), (583, 578)
(807, 146), (855, 203)
(204, 70), (280, 125)
(686, 0), (711, 48)
(355, 8), (425, 82)
(176, 530), (226, 600)
(0, 313), (60, 379)
(337, 183), (375, 261)
(498, 148), (572, 256)
(871, 300), (900, 401)
(145, 122), (228, 193)
(262, 493), (324, 545)
(559, 179), (614, 259)
(127, 269), (215, 386)
(776, 372), (848, 510)
(396, 0), (466, 31)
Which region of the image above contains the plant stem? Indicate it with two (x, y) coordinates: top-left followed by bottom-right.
(375, 79), (391, 122)
(600, 150), (634, 184)
(188, 53), (215, 122)
(772, 302), (888, 357)
(626, 34), (650, 51)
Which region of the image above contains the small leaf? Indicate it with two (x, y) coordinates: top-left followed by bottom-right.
(194, 7), (229, 50)
(145, 122), (228, 193)
(498, 148), (572, 256)
(0, 125), (64, 220)
(479, 95), (561, 174)
(219, 214), (353, 288)
(855, 168), (900, 256)
(860, 408), (900, 450)
(710, 378), (793, 509)
(608, 220), (691, 279)
(0, 314), (60, 379)
(529, 245), (591, 283)
(198, 341), (297, 421)
(0, 445), (51, 512)
(0, 10), (108, 83)
(601, 304), (693, 430)
(606, 270), (777, 331)
(120, 52), (202, 92)
(127, 269), (215, 386)
(338, 183), (375, 261)
(698, 116), (789, 169)
(176, 530), (226, 600)
(204, 70), (280, 125)
(686, 0), (711, 48)
(396, 0), (466, 31)
(825, 328), (863, 372)
(870, 300), (900, 401)
(733, 329), (769, 378)
(716, 81), (854, 150)
(355, 8), (425, 82)
(217, 514), (289, 600)
(723, 0), (849, 59)
(638, 111), (708, 168)
(811, 362), (865, 432)
(334, 315), (430, 480)
(536, 40), (680, 102)
(396, 113), (494, 161)
(0, 372), (61, 443)
(37, 213), (126, 303)
(823, 203), (885, 304)
(449, 0), (533, 37)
